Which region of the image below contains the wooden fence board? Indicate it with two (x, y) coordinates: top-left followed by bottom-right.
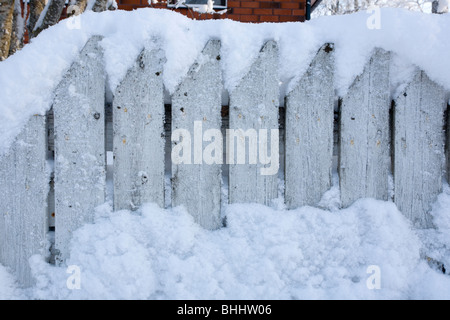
(339, 48), (391, 207)
(448, 104), (450, 185)
(53, 36), (106, 262)
(113, 47), (165, 210)
(171, 40), (223, 230)
(394, 70), (446, 228)
(228, 41), (279, 206)
(0, 115), (48, 286)
(285, 44), (335, 208)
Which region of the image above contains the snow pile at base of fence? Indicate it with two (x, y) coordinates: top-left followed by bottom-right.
(0, 185), (449, 300)
(0, 264), (23, 299)
(1, 8), (450, 154)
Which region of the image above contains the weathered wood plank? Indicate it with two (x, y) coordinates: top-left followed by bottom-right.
(113, 47), (165, 210)
(339, 48), (391, 207)
(228, 41), (279, 206)
(394, 70), (446, 228)
(448, 103), (450, 185)
(171, 40), (223, 230)
(285, 44), (335, 208)
(53, 36), (106, 262)
(0, 115), (48, 286)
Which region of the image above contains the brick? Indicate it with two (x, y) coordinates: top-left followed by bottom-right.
(273, 8), (292, 15)
(253, 8), (273, 15)
(213, 12), (228, 19)
(289, 1), (306, 9)
(60, 7), (68, 19)
(240, 14), (259, 22)
(227, 0), (241, 7)
(120, 0), (143, 5)
(279, 15), (303, 22)
(259, 1), (281, 8)
(240, 1), (260, 8)
(281, 2), (300, 9)
(191, 11), (216, 20)
(226, 14), (241, 21)
(191, 11), (202, 19)
(293, 9), (305, 15)
(233, 7), (253, 14)
(117, 4), (134, 10)
(117, 4), (148, 10)
(148, 1), (164, 6)
(259, 15), (279, 22)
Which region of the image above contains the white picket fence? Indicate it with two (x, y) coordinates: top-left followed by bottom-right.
(0, 36), (448, 286)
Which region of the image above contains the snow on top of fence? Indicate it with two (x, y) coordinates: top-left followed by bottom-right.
(0, 8), (449, 155)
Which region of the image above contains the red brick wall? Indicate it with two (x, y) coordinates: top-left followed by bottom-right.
(118, 0), (306, 22)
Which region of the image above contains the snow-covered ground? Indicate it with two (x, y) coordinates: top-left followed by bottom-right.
(1, 8), (450, 299)
(1, 181), (450, 299)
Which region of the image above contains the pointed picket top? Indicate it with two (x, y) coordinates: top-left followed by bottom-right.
(260, 40), (278, 56)
(339, 48), (391, 208)
(176, 39), (222, 87)
(172, 39), (223, 230)
(113, 44), (166, 211)
(228, 40), (279, 206)
(394, 69), (446, 228)
(285, 43), (335, 209)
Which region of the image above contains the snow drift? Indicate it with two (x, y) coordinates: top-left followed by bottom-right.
(0, 8), (450, 300)
(1, 186), (450, 300)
